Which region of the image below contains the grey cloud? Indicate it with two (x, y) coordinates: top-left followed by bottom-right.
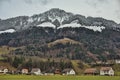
(116, 10), (120, 18)
(0, 0), (11, 8)
(24, 0), (32, 4)
(0, 0), (11, 4)
(85, 0), (108, 8)
(41, 0), (50, 5)
(96, 10), (102, 13)
(24, 0), (52, 5)
(98, 0), (107, 2)
(116, 0), (120, 19)
(85, 0), (96, 7)
(117, 0), (120, 6)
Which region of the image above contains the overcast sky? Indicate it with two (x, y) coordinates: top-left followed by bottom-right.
(0, 0), (120, 23)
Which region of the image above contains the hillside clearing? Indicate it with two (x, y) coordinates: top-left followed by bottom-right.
(0, 61), (16, 71)
(0, 46), (17, 54)
(71, 60), (90, 75)
(48, 38), (81, 47)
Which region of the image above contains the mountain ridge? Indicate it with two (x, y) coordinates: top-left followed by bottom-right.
(0, 8), (119, 32)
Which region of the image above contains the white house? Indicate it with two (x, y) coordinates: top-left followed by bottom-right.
(100, 67), (114, 76)
(62, 69), (76, 75)
(3, 68), (8, 73)
(21, 68), (28, 74)
(0, 66), (8, 74)
(115, 59), (120, 64)
(31, 68), (41, 75)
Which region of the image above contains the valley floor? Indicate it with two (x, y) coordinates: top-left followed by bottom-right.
(0, 75), (120, 80)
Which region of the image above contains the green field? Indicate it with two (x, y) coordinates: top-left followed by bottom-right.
(0, 46), (17, 54)
(0, 75), (120, 80)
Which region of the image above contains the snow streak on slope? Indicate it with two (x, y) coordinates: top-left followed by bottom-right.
(58, 23), (81, 29)
(81, 26), (105, 32)
(58, 19), (105, 32)
(37, 22), (56, 28)
(0, 29), (16, 34)
(58, 20), (81, 29)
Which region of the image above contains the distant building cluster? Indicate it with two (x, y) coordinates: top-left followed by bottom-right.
(0, 65), (115, 76)
(0, 66), (76, 76)
(0, 59), (119, 76)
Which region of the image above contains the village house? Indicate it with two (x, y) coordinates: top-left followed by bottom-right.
(84, 68), (98, 75)
(115, 59), (120, 64)
(21, 68), (28, 74)
(54, 69), (61, 74)
(31, 68), (41, 75)
(100, 67), (114, 76)
(62, 68), (76, 75)
(96, 61), (103, 64)
(0, 66), (8, 74)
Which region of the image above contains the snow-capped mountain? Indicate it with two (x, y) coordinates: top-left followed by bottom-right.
(0, 8), (119, 32)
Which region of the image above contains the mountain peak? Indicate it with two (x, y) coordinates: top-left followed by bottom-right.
(43, 8), (68, 15)
(47, 8), (65, 13)
(40, 8), (73, 25)
(43, 8), (73, 18)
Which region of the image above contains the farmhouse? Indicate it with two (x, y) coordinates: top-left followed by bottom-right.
(0, 66), (8, 74)
(115, 59), (120, 64)
(21, 68), (28, 74)
(84, 68), (98, 75)
(31, 68), (41, 75)
(100, 67), (114, 76)
(62, 68), (76, 75)
(54, 69), (61, 74)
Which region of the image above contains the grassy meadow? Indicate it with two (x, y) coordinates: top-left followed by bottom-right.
(0, 75), (120, 80)
(0, 46), (17, 54)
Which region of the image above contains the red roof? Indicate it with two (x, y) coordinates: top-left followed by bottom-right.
(0, 66), (7, 70)
(84, 68), (97, 74)
(100, 67), (112, 71)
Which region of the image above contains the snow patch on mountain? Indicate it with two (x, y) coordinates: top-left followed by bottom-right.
(37, 17), (41, 22)
(81, 26), (105, 32)
(71, 20), (79, 23)
(48, 15), (71, 25)
(42, 8), (73, 24)
(0, 29), (16, 34)
(37, 22), (56, 28)
(28, 18), (33, 23)
(58, 19), (81, 29)
(58, 22), (105, 32)
(58, 23), (81, 29)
